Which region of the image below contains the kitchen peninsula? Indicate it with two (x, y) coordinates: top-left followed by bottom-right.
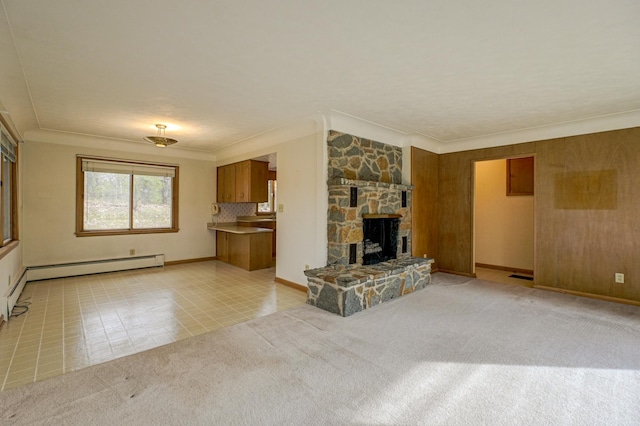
(209, 223), (273, 271)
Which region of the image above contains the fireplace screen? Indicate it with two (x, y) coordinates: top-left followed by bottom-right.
(363, 218), (399, 265)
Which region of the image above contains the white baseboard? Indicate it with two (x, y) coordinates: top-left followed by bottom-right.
(6, 268), (28, 318)
(26, 254), (164, 282)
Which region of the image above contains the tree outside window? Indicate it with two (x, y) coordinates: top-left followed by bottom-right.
(76, 157), (178, 236)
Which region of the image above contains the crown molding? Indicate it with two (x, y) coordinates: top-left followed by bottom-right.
(326, 109), (640, 154)
(438, 109), (640, 153)
(213, 114), (324, 165)
(23, 129), (217, 161)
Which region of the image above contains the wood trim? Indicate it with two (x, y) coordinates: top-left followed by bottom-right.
(76, 228), (179, 237)
(76, 157), (84, 235)
(475, 263), (534, 276)
(534, 285), (640, 307)
(164, 256), (217, 266)
(0, 118), (20, 245)
(10, 148), (18, 241)
(437, 269), (477, 278)
(172, 166), (179, 230)
(275, 276), (308, 292)
(0, 240), (19, 262)
(76, 156), (179, 236)
(362, 213), (402, 219)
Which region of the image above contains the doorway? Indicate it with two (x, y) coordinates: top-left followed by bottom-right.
(473, 157), (534, 282)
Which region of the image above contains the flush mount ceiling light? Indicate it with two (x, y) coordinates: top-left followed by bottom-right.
(143, 124), (178, 148)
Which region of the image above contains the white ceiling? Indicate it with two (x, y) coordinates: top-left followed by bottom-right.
(0, 0), (639, 153)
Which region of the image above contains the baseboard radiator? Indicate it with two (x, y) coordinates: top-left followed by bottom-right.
(26, 254), (164, 282)
(5, 268), (28, 319)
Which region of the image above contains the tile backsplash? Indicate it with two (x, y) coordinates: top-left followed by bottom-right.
(215, 203), (257, 222)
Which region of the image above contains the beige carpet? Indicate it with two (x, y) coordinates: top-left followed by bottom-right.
(1, 273), (639, 425)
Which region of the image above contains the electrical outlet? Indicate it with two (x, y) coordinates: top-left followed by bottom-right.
(304, 264), (310, 271)
(615, 273), (624, 284)
(129, 249), (135, 256)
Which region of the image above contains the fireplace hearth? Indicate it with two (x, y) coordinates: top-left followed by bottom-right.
(303, 131), (434, 316)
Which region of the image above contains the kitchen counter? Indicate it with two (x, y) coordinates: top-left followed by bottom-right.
(208, 223), (273, 271)
(236, 216), (276, 223)
(207, 223), (273, 234)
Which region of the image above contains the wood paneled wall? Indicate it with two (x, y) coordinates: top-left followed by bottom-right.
(436, 143), (534, 275)
(410, 147), (439, 269)
(413, 126), (640, 301)
(535, 128), (640, 300)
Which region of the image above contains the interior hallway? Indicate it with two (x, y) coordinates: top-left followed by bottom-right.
(475, 266), (534, 287)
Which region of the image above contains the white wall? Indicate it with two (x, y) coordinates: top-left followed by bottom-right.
(474, 159), (534, 271)
(22, 140), (217, 266)
(214, 117), (326, 286)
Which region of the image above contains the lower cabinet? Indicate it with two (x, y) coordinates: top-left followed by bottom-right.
(238, 221), (276, 256)
(216, 231), (230, 263)
(216, 230), (272, 271)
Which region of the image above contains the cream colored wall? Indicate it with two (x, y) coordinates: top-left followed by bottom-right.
(214, 124), (326, 286)
(474, 159), (534, 271)
(22, 140), (217, 266)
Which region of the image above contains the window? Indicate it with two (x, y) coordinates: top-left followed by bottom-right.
(257, 180), (277, 213)
(0, 125), (17, 247)
(76, 156), (179, 236)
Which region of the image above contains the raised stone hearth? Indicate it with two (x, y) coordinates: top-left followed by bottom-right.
(305, 130), (433, 316)
(305, 258), (433, 317)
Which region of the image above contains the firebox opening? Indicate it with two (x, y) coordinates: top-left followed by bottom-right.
(363, 217), (399, 265)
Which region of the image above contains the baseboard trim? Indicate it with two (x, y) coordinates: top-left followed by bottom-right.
(275, 277), (307, 292)
(475, 263), (534, 276)
(437, 269), (477, 278)
(165, 256), (217, 266)
(534, 285), (640, 307)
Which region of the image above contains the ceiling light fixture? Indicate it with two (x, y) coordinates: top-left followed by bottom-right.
(143, 124), (178, 148)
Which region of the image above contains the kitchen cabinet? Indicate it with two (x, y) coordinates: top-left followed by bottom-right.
(217, 160), (268, 203)
(238, 219), (276, 256)
(216, 231), (230, 262)
(217, 165), (236, 203)
(212, 225), (273, 271)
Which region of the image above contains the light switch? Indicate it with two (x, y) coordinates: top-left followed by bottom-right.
(278, 204), (284, 213)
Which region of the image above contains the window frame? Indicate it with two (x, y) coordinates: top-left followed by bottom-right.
(75, 156), (179, 237)
(256, 179), (277, 214)
(0, 118), (18, 258)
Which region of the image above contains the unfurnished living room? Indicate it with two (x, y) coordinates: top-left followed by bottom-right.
(0, 1), (639, 424)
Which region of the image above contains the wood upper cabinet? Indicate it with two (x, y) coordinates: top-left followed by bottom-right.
(217, 165), (236, 203)
(217, 160), (268, 203)
(235, 160), (250, 202)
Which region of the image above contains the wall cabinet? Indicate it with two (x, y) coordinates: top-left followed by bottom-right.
(217, 160), (268, 203)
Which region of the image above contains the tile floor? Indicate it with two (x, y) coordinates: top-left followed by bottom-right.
(0, 260), (306, 391)
(475, 266), (534, 287)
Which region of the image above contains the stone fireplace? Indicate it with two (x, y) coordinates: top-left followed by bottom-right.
(304, 131), (433, 316)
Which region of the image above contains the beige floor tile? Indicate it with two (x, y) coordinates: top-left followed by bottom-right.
(0, 261), (306, 391)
